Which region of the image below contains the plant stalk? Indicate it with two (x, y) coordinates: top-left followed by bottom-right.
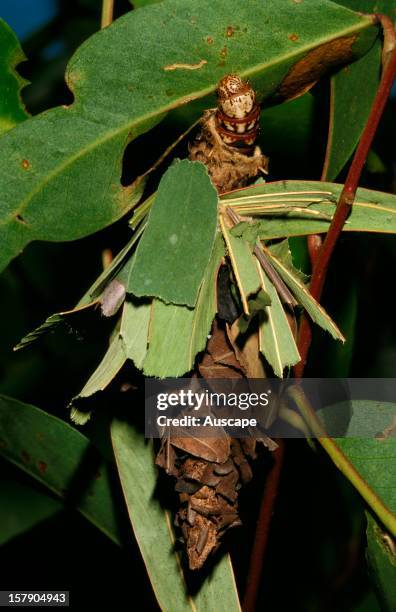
(288, 385), (396, 537)
(242, 440), (285, 612)
(101, 0), (115, 29)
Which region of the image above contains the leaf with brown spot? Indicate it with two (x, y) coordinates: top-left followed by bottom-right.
(276, 35), (359, 101)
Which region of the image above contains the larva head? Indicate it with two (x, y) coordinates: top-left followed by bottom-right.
(217, 74), (256, 119)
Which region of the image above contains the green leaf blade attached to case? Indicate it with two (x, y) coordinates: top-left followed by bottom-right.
(128, 160), (218, 307)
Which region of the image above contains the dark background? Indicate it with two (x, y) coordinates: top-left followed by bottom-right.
(0, 1), (395, 610)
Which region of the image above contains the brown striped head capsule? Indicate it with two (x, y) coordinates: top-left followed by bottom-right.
(215, 74), (260, 147)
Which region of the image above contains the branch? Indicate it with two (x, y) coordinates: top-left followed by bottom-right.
(242, 440), (285, 612)
(295, 23), (396, 376)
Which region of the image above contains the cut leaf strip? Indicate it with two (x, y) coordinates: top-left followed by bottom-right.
(143, 233), (224, 377)
(220, 215), (262, 315)
(263, 245), (345, 341)
(257, 263), (300, 377)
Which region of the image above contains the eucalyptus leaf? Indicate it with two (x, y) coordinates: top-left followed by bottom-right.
(335, 429), (396, 518)
(143, 233), (224, 377)
(238, 290), (272, 335)
(366, 512), (396, 612)
(0, 470), (61, 546)
(120, 297), (151, 369)
(128, 160), (218, 307)
(15, 225), (145, 351)
(264, 246), (345, 341)
(258, 267), (300, 377)
(79, 223), (146, 306)
(269, 239), (309, 283)
(0, 0), (378, 272)
(220, 218), (262, 315)
(70, 333), (127, 425)
(222, 181), (396, 239)
(14, 301), (98, 351)
(111, 418), (241, 612)
(322, 37), (381, 180)
(318, 399), (396, 439)
(131, 0), (163, 7)
(324, 0), (396, 179)
(0, 19), (28, 134)
(0, 395), (122, 544)
(319, 400), (396, 533)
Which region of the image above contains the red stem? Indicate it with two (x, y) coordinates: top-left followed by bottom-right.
(242, 440), (285, 612)
(295, 25), (396, 376)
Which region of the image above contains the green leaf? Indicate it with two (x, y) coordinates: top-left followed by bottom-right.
(322, 37), (381, 180)
(120, 297), (151, 369)
(70, 333), (127, 425)
(0, 395), (122, 544)
(14, 301), (98, 351)
(15, 225), (145, 351)
(336, 440), (396, 520)
(320, 400), (396, 533)
(128, 160), (218, 307)
(318, 399), (396, 439)
(291, 391), (396, 537)
(259, 92), (316, 176)
(264, 245), (345, 341)
(0, 469), (61, 546)
(366, 512), (396, 612)
(0, 0), (378, 272)
(238, 290), (272, 335)
(143, 233), (224, 377)
(131, 0), (163, 6)
(258, 267), (300, 377)
(223, 180), (396, 238)
(269, 239), (309, 283)
(221, 218), (262, 315)
(317, 279), (358, 377)
(79, 223), (146, 306)
(111, 418), (241, 612)
(324, 0), (396, 179)
(0, 19), (28, 134)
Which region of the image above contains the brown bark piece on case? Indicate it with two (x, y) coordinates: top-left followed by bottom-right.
(189, 112), (268, 194)
(170, 432), (230, 464)
(230, 438), (254, 485)
(227, 321), (266, 378)
(155, 437), (178, 476)
(182, 513), (218, 570)
(181, 457), (209, 482)
(199, 318), (243, 378)
(215, 469), (239, 502)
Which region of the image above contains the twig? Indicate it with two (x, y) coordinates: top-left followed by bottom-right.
(288, 385), (396, 537)
(101, 0), (114, 29)
(242, 440), (285, 612)
(295, 23), (396, 376)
